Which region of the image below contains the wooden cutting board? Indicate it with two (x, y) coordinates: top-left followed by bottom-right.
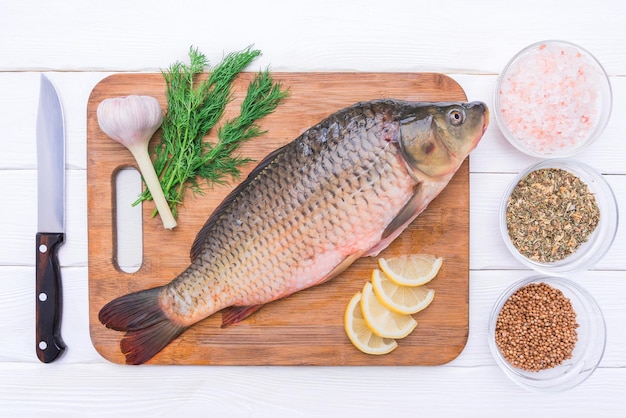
(87, 72), (470, 365)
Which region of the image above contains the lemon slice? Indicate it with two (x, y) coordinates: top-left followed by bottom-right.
(360, 281), (417, 339)
(344, 291), (398, 355)
(378, 254), (443, 287)
(371, 269), (435, 315)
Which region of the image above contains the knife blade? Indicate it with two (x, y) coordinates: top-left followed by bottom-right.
(35, 74), (66, 363)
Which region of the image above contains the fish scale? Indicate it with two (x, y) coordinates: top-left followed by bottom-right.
(99, 98), (488, 364)
(166, 108), (409, 317)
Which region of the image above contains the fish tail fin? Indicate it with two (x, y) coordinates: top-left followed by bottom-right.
(98, 287), (187, 365)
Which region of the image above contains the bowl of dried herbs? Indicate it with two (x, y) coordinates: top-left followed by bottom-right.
(499, 159), (618, 275)
(488, 275), (606, 392)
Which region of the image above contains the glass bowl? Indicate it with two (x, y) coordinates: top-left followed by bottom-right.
(488, 275), (606, 392)
(499, 159), (618, 276)
(494, 40), (612, 158)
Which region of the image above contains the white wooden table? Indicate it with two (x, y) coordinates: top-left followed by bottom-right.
(2, 1), (626, 416)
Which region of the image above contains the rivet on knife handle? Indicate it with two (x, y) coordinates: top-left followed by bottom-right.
(36, 232), (66, 362)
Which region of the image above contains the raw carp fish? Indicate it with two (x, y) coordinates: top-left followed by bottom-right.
(99, 99), (489, 364)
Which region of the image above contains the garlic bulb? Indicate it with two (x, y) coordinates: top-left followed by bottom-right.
(97, 95), (177, 229)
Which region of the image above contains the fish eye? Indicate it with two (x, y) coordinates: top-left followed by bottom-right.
(448, 109), (465, 126)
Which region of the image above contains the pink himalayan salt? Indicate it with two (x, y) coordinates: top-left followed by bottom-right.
(498, 42), (603, 155)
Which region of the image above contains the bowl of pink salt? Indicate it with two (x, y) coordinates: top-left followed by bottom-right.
(494, 40), (612, 158)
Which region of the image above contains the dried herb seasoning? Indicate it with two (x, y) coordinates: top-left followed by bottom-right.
(505, 168), (600, 263)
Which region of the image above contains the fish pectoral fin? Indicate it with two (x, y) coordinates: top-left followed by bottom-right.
(318, 252), (362, 285)
(365, 184), (426, 257)
(383, 184), (427, 240)
(221, 305), (265, 328)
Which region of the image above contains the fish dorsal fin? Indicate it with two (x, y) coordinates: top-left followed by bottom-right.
(190, 143), (289, 262)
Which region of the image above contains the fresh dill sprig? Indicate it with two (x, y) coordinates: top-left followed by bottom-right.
(134, 46), (289, 218)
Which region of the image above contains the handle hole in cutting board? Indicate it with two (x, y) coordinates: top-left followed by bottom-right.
(114, 168), (143, 273)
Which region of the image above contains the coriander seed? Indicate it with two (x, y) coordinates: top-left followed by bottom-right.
(495, 282), (579, 372)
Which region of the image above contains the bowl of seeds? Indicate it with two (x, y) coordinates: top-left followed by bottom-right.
(500, 158), (618, 275)
(488, 275), (606, 392)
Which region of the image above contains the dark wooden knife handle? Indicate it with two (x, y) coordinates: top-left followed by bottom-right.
(36, 232), (66, 363)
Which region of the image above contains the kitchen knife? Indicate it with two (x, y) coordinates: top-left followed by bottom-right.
(35, 74), (66, 363)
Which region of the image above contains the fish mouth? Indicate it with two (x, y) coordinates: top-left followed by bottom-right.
(468, 101), (489, 135)
(458, 102), (490, 157)
(482, 106), (490, 134)
(468, 102), (489, 150)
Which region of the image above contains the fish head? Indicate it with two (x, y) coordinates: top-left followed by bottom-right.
(399, 101), (489, 178)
